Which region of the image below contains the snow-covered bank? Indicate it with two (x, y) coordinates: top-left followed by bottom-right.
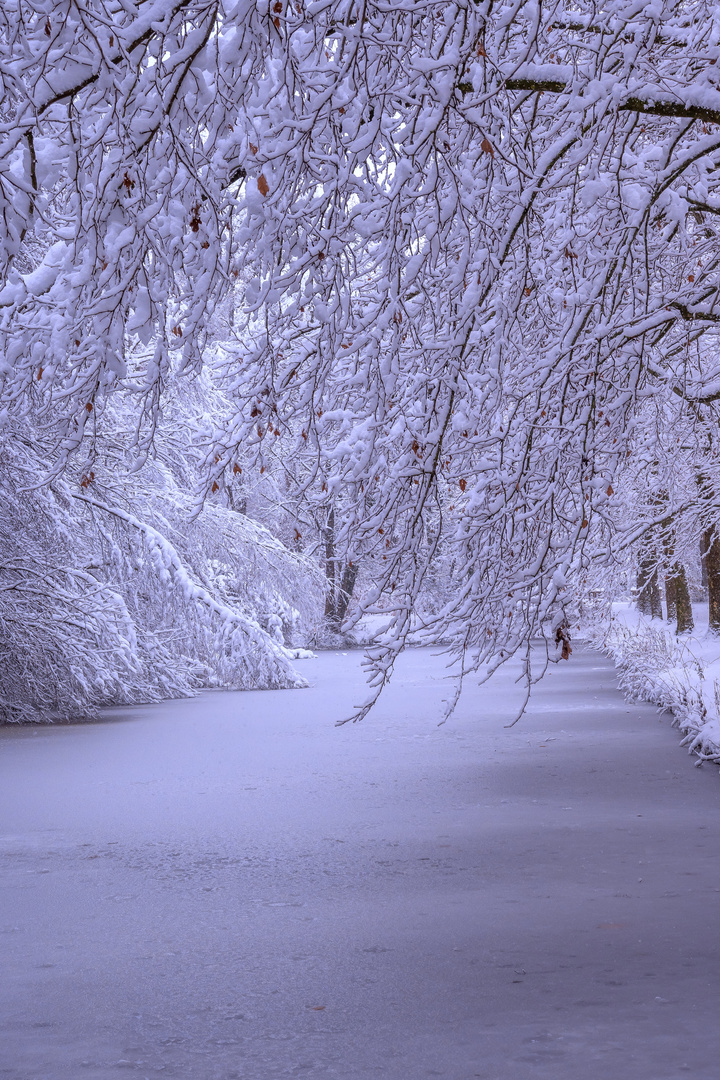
(587, 604), (720, 765)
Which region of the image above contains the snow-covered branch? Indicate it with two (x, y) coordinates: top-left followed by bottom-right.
(4, 0), (720, 716)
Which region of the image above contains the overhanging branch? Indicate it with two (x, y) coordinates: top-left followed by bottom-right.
(669, 302), (720, 324)
(458, 76), (720, 128)
(619, 96), (720, 125)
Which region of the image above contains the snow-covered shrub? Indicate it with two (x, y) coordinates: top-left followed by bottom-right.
(0, 420), (323, 723)
(587, 612), (720, 764)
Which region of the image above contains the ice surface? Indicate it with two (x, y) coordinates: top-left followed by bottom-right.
(2, 647), (720, 1080)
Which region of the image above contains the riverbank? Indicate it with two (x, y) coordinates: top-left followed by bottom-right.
(588, 603), (720, 765)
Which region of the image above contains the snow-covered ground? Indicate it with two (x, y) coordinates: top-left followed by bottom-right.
(2, 647), (720, 1080)
(589, 603), (720, 763)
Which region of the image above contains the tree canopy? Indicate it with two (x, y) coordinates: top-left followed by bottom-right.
(3, 0), (720, 717)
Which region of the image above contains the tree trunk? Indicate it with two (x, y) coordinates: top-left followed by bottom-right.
(323, 507), (337, 626)
(662, 519), (692, 633)
(664, 572), (677, 624)
(703, 524), (720, 633)
(334, 561), (359, 630)
(322, 509), (360, 633)
(662, 506), (675, 622)
(672, 564), (694, 634)
(637, 554), (662, 618)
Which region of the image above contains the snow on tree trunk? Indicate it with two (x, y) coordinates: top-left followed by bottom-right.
(323, 507), (338, 627)
(665, 572), (677, 626)
(637, 556), (662, 620)
(335, 562), (359, 630)
(672, 565), (694, 636)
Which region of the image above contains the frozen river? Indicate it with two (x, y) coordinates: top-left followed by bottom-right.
(2, 646), (720, 1080)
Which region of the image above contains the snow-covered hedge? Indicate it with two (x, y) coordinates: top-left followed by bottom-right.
(587, 606), (720, 765)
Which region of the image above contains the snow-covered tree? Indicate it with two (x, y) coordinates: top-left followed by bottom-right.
(5, 0), (720, 714)
(0, 360), (323, 722)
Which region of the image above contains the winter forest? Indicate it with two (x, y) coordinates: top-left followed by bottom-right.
(4, 0), (720, 729)
(8, 5), (720, 1077)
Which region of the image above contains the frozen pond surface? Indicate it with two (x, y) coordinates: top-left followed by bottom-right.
(2, 646), (720, 1080)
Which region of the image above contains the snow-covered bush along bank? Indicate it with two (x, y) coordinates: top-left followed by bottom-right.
(0, 424), (323, 724)
(588, 605), (720, 765)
